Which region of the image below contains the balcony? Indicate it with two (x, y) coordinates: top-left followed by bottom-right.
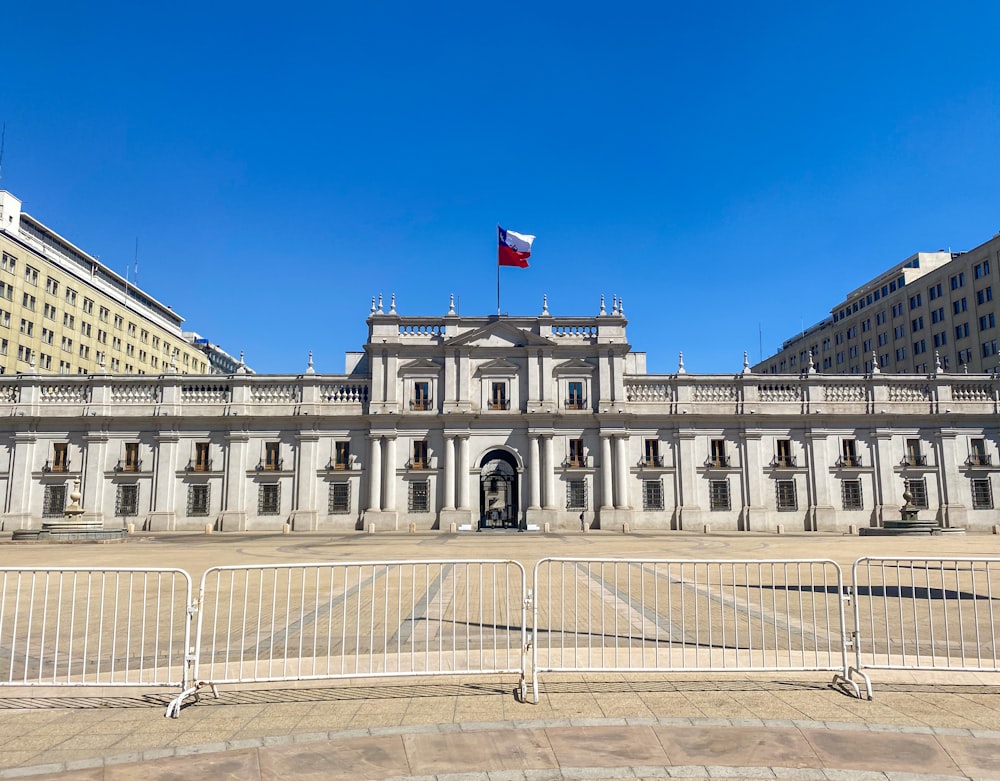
(256, 459), (284, 471)
(410, 399), (434, 411)
(564, 398), (588, 410)
(836, 455), (863, 467)
(640, 456), (665, 468)
(114, 460), (143, 472)
(704, 456), (731, 468)
(487, 400), (510, 410)
(406, 460), (429, 470)
(185, 459), (214, 472)
(900, 455), (927, 467)
(41, 460), (71, 473)
(966, 453), (992, 466)
(771, 456), (797, 468)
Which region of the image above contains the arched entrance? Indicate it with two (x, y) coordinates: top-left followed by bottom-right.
(478, 449), (521, 530)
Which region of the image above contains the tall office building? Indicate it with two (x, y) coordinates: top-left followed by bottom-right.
(755, 231), (1000, 376)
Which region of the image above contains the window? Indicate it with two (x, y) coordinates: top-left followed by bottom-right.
(38, 353), (51, 370)
(841, 479), (863, 510)
(905, 439), (924, 466)
(644, 438), (661, 466)
(124, 442), (141, 471)
(895, 347), (907, 362)
(567, 479), (587, 510)
(1, 252), (15, 273)
(24, 265), (38, 285)
(408, 480), (429, 512)
(894, 325), (906, 339)
(972, 478), (993, 510)
(82, 297), (94, 315)
(51, 443), (69, 472)
(264, 442), (281, 471)
(909, 293), (922, 310)
(970, 438), (990, 466)
(566, 381), (585, 410)
(775, 480), (797, 511)
(642, 479), (664, 510)
(187, 484), (211, 517)
(929, 283), (943, 299)
(709, 480), (730, 511)
(568, 438), (585, 467)
(0, 282), (10, 300)
(876, 311), (887, 325)
(113, 314), (123, 330)
(775, 439), (794, 467)
(412, 440), (428, 469)
(0, 338), (6, 355)
(127, 322), (136, 337)
(45, 277), (58, 295)
(978, 287), (994, 305)
(40, 327), (53, 345)
(931, 307), (944, 324)
(958, 347), (973, 365)
(328, 483), (351, 514)
(905, 478), (929, 509)
(911, 316), (923, 332)
(708, 439), (728, 467)
(956, 323), (970, 340)
(61, 336), (73, 352)
(951, 272), (965, 290)
(975, 260), (991, 279)
(413, 381), (431, 410)
(840, 439), (859, 467)
(983, 339), (998, 358)
(97, 329), (108, 344)
(63, 313), (75, 329)
(19, 319), (33, 336)
(892, 303), (904, 318)
(953, 297), (968, 314)
(981, 314), (996, 331)
(258, 484), (280, 515)
(42, 485), (67, 517)
(22, 293), (36, 311)
(489, 381), (508, 410)
(194, 442), (211, 471)
(99, 306), (109, 323)
(933, 331), (947, 348)
(115, 485), (139, 517)
(17, 345), (33, 364)
(65, 287), (77, 305)
(0, 308), (8, 328)
(335, 441), (350, 469)
(913, 339), (926, 355)
(43, 303), (56, 319)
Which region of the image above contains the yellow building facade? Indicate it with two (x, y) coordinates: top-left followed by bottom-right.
(0, 191), (208, 376)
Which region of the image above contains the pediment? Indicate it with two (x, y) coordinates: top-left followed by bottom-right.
(397, 357), (443, 375)
(475, 358), (520, 376)
(446, 320), (554, 349)
(553, 357), (596, 375)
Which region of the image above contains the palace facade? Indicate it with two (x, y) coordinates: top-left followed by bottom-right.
(2, 295), (999, 534)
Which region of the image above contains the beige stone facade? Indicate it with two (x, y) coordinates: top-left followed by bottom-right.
(0, 190), (209, 376)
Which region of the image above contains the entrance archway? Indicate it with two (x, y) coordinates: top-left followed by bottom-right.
(478, 449), (521, 530)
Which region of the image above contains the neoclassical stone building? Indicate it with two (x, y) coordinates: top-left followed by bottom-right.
(3, 296), (999, 533)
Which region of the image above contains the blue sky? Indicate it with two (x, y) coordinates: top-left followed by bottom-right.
(2, 1), (998, 374)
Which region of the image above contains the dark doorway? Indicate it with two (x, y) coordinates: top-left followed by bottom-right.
(478, 449), (521, 529)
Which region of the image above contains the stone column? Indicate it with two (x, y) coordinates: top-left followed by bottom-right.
(442, 435), (456, 510)
(457, 435), (470, 509)
(614, 434), (630, 508)
(543, 435), (556, 509)
(220, 431), (249, 531)
(81, 432), (108, 526)
(6, 432), (37, 529)
(739, 431), (766, 531)
(600, 434), (614, 510)
(528, 434), (541, 509)
(367, 435), (382, 512)
(148, 431), (179, 531)
(805, 430), (836, 530)
(871, 430), (897, 526)
(290, 432), (319, 531)
(935, 430), (968, 528)
(384, 436), (397, 513)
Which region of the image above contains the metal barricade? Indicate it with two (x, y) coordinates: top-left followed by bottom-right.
(166, 559), (527, 716)
(0, 567), (192, 690)
(530, 558), (854, 703)
(848, 557), (1000, 699)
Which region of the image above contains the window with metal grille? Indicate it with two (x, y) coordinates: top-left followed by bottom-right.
(841, 479), (863, 510)
(258, 484), (280, 515)
(408, 480), (429, 512)
(115, 484), (139, 517)
(328, 483), (351, 514)
(566, 479), (587, 510)
(905, 478), (928, 509)
(972, 478), (993, 510)
(42, 485), (66, 517)
(187, 484), (210, 516)
(709, 479), (730, 511)
(642, 479), (663, 510)
(775, 479), (797, 511)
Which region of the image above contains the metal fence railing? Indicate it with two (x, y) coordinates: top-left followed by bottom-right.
(165, 560), (527, 716)
(530, 558), (856, 703)
(0, 568), (192, 689)
(847, 557), (1000, 699)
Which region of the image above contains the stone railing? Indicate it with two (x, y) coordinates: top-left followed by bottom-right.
(40, 383), (91, 403)
(181, 383), (231, 404)
(110, 382), (161, 404)
(250, 382), (300, 404)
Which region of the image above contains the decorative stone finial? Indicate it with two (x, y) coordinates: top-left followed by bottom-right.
(447, 293), (456, 315)
(612, 295), (618, 314)
(377, 294), (384, 314)
(743, 351), (751, 374)
(370, 296), (376, 314)
(236, 351), (247, 375)
(306, 350), (315, 375)
(389, 293), (396, 314)
(166, 359), (177, 374)
(27, 356), (37, 375)
(618, 297), (625, 317)
(599, 294), (606, 316)
(677, 351), (686, 374)
(871, 350), (880, 375)
(807, 350), (816, 374)
(541, 294), (549, 315)
(64, 478), (84, 519)
(934, 350), (942, 376)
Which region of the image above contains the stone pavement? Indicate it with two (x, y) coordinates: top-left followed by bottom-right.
(2, 530), (1000, 779)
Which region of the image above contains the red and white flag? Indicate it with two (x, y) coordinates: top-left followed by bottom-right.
(498, 225), (535, 268)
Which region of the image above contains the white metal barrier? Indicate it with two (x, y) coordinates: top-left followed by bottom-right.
(165, 559), (527, 716)
(0, 567), (192, 689)
(848, 557), (1000, 699)
(530, 558), (856, 703)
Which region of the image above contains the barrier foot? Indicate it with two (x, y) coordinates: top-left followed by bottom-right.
(844, 666), (873, 700)
(164, 681), (206, 718)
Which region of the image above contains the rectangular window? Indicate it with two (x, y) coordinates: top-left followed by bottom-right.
(644, 438), (661, 466)
(328, 483), (351, 514)
(709, 479), (731, 511)
(412, 440), (428, 469)
(194, 442), (211, 471)
(65, 287), (77, 305)
(904, 439), (924, 466)
(841, 479), (863, 510)
(972, 478), (993, 510)
(1, 252), (15, 273)
(840, 439), (859, 467)
(258, 484), (280, 515)
(906, 478), (929, 510)
(24, 265), (38, 285)
(929, 282), (943, 299)
(954, 297), (968, 314)
(335, 441), (350, 469)
(408, 480), (429, 512)
(775, 439), (794, 467)
(568, 438), (585, 467)
(775, 479), (797, 511)
(42, 485), (67, 517)
(909, 293), (922, 310)
(124, 442), (140, 471)
(187, 484), (210, 517)
(975, 261), (991, 279)
(264, 442), (281, 470)
(951, 272), (966, 290)
(642, 479), (664, 510)
(82, 297), (93, 314)
(115, 484), (139, 517)
(566, 381), (585, 410)
(52, 443), (69, 472)
(980, 313), (996, 331)
(567, 479), (587, 510)
(709, 439), (727, 467)
(413, 381), (431, 410)
(489, 381), (508, 410)
(22, 293), (35, 311)
(970, 438), (990, 466)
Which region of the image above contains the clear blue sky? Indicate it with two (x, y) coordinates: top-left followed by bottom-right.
(2, 1), (998, 374)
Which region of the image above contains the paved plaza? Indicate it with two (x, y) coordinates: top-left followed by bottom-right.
(2, 529), (1000, 780)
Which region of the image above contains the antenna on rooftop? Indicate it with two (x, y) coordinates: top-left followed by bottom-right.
(133, 237), (139, 288)
(0, 122), (6, 181)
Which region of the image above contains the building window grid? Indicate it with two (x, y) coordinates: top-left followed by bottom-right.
(905, 478), (929, 510)
(42, 485), (67, 517)
(566, 479), (588, 510)
(115, 484), (139, 517)
(841, 479), (863, 511)
(642, 479), (664, 511)
(187, 484), (211, 517)
(775, 479), (797, 512)
(408, 480), (430, 513)
(328, 483), (351, 514)
(709, 479), (731, 511)
(972, 478), (993, 510)
(258, 484), (280, 515)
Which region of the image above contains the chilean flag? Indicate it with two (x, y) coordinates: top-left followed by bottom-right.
(498, 225), (535, 268)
